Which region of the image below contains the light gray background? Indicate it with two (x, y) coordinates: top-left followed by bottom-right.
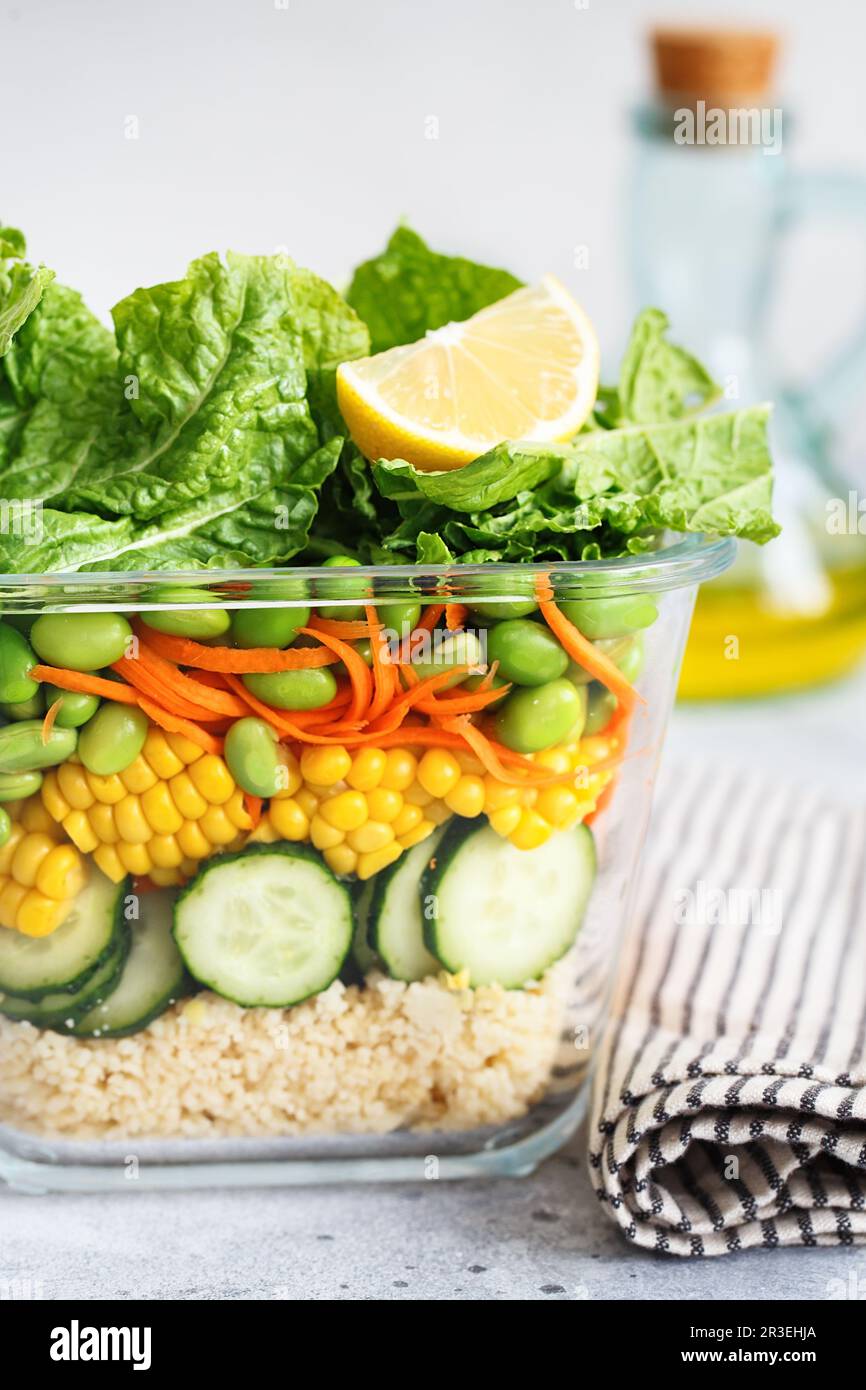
(2, 0), (866, 1300)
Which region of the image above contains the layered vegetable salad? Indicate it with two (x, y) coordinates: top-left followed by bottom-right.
(0, 225), (777, 1140)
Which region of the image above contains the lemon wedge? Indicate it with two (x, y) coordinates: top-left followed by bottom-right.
(336, 275), (600, 472)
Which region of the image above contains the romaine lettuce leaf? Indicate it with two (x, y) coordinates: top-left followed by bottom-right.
(617, 308), (720, 423)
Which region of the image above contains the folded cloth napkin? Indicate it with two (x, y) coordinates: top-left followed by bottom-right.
(589, 759), (866, 1255)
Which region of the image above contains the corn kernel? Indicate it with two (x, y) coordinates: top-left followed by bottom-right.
(509, 808), (552, 851)
(300, 746), (352, 787)
(177, 820), (211, 861)
(534, 747), (572, 775)
(0, 879), (28, 929)
(19, 797), (58, 836)
(310, 813), (345, 850)
(347, 747), (388, 792)
(444, 774), (485, 819)
(149, 866), (183, 887)
(247, 818), (280, 844)
(482, 776), (521, 811)
(188, 755), (234, 805)
(0, 823), (25, 874)
(17, 890), (63, 937)
(149, 834), (183, 868)
(57, 762), (94, 811)
(396, 819), (436, 850)
(114, 795), (152, 845)
(392, 802), (423, 837)
(143, 729), (184, 779)
(271, 748), (303, 798)
(488, 805), (523, 837)
(62, 810), (99, 854)
(324, 844), (359, 877)
(166, 770), (207, 820)
(424, 800), (452, 826)
(40, 771), (71, 823)
(347, 820), (394, 853)
(199, 805), (239, 846)
(141, 782), (184, 836)
(454, 751), (484, 776)
(93, 844), (126, 883)
(166, 732), (204, 765)
(119, 755), (159, 795)
(116, 841), (153, 876)
(35, 844), (86, 900)
(225, 787), (253, 832)
(357, 841), (403, 880)
(379, 748), (417, 792)
(85, 771), (128, 805)
(269, 798), (309, 842)
(294, 787), (320, 819)
(535, 784), (581, 829)
(366, 787), (403, 823)
(417, 750), (461, 799)
(320, 790), (368, 832)
(404, 782), (434, 808)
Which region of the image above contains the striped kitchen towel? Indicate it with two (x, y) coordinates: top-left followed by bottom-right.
(588, 759), (866, 1256)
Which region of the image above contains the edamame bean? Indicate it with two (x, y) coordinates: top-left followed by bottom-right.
(409, 631), (485, 690)
(614, 633), (645, 684)
(78, 704), (149, 776)
(0, 806), (10, 847)
(230, 606), (310, 649)
(584, 684), (618, 736)
(0, 691), (45, 720)
(486, 618), (568, 687)
(376, 601), (422, 636)
(243, 667), (337, 711)
(0, 720), (77, 773)
(493, 678), (584, 754)
(469, 599), (538, 621)
(559, 593), (658, 641)
(462, 672), (509, 709)
(141, 588), (230, 640)
(318, 556), (365, 622)
(225, 717), (293, 798)
(43, 686), (101, 729)
(564, 635), (645, 687)
(31, 613), (132, 672)
(0, 622), (39, 705)
(0, 769), (43, 802)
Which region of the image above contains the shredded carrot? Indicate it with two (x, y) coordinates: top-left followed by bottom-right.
(133, 643), (248, 717)
(416, 603), (445, 634)
(307, 616), (371, 640)
(111, 658), (220, 723)
(30, 665), (139, 705)
(364, 605), (396, 723)
(132, 622), (339, 673)
(535, 584), (642, 711)
(297, 626), (371, 725)
(415, 682), (511, 718)
(444, 603), (468, 631)
(134, 696), (223, 754)
(41, 697), (63, 745)
(243, 793), (263, 829)
(132, 875), (159, 895)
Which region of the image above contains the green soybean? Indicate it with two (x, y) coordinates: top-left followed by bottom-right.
(376, 601), (422, 636)
(0, 622), (39, 705)
(318, 556), (365, 622)
(0, 806), (11, 847)
(614, 634), (645, 684)
(0, 691), (45, 720)
(584, 684), (618, 736)
(230, 606), (310, 649)
(486, 618), (568, 687)
(493, 678), (584, 754)
(141, 588), (231, 640)
(564, 635), (645, 687)
(225, 718), (292, 799)
(31, 613), (132, 672)
(0, 720), (77, 773)
(409, 631), (484, 690)
(0, 769), (43, 802)
(559, 593), (658, 641)
(78, 704), (149, 776)
(469, 599), (538, 621)
(243, 668), (337, 711)
(43, 687), (101, 729)
(462, 672), (509, 709)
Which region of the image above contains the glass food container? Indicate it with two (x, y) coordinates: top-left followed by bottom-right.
(0, 540), (732, 1194)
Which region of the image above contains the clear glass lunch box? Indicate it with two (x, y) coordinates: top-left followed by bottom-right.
(0, 538), (733, 1193)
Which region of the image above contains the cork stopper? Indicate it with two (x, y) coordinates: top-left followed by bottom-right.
(651, 27), (779, 107)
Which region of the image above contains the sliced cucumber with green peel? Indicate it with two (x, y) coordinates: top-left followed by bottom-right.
(174, 844), (354, 1007)
(0, 927), (131, 1029)
(72, 890), (187, 1037)
(370, 830), (443, 982)
(0, 871), (127, 999)
(346, 881), (380, 980)
(422, 819), (596, 988)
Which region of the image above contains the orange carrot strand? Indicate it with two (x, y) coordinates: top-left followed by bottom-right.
(30, 666), (139, 705)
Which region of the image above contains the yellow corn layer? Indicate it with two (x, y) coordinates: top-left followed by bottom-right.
(40, 729), (253, 887)
(0, 796), (88, 936)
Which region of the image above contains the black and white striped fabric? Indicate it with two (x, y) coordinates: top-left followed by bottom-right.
(589, 759), (866, 1255)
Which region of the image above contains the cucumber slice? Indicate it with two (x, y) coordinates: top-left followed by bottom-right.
(173, 844), (353, 1007)
(0, 871), (127, 999)
(0, 927), (131, 1029)
(342, 881), (379, 983)
(72, 889), (187, 1038)
(422, 820), (596, 988)
(369, 830), (443, 982)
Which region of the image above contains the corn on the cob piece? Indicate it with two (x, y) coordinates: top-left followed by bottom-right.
(0, 795), (88, 936)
